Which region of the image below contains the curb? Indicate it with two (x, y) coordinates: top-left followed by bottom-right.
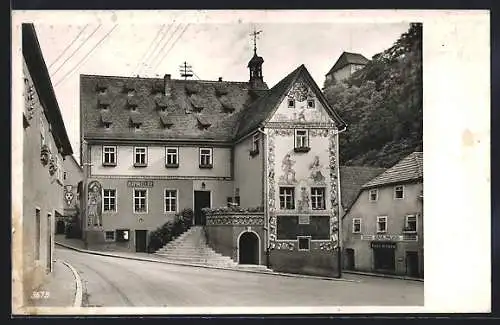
(342, 270), (424, 282)
(55, 242), (357, 283)
(61, 260), (83, 307)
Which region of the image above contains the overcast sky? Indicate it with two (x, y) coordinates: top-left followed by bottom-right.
(34, 20), (409, 161)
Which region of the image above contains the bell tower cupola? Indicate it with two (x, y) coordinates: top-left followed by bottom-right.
(248, 28), (265, 89)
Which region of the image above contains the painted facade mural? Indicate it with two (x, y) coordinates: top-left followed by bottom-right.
(206, 214), (264, 226)
(269, 77), (332, 124)
(266, 79), (340, 251)
(87, 180), (103, 228)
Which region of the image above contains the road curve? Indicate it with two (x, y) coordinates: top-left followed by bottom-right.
(55, 247), (424, 307)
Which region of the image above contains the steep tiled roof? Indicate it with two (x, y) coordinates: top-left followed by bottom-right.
(362, 152), (423, 189)
(235, 64), (347, 139)
(326, 51), (369, 76)
(340, 166), (386, 209)
(81, 75), (267, 142)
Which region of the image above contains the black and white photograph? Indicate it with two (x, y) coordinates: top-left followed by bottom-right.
(11, 10), (490, 315)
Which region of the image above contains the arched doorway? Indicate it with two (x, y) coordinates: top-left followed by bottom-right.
(238, 231), (260, 265)
(56, 220), (66, 235)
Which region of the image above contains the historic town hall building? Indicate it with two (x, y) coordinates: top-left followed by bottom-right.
(80, 43), (347, 276)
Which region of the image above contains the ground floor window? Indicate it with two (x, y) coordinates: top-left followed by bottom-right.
(116, 229), (130, 242)
(298, 236), (311, 251)
(105, 231), (115, 241)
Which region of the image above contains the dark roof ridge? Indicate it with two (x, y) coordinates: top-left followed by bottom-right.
(81, 73), (253, 85)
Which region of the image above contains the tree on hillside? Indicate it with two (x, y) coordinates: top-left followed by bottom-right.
(324, 23), (422, 168)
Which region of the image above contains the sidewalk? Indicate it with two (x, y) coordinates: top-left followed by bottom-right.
(55, 237), (358, 283)
(27, 259), (81, 307)
(342, 270), (424, 282)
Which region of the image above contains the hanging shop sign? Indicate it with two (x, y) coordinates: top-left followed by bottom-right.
(127, 180), (154, 188)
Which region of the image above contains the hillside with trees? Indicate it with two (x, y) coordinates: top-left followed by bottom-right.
(324, 23), (422, 168)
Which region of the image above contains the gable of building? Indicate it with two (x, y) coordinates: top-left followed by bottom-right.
(340, 166), (386, 211)
(326, 52), (370, 76)
(235, 64), (347, 139)
(362, 152), (423, 189)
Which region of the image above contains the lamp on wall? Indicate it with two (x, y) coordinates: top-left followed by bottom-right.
(201, 182), (206, 190)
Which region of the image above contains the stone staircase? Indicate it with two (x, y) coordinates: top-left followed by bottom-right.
(154, 226), (272, 272)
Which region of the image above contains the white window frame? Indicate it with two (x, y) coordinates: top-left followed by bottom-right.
(352, 218), (361, 233)
(102, 189), (117, 213)
(376, 216), (388, 233)
(164, 189), (178, 213)
(133, 188), (148, 214)
(104, 231), (115, 242)
(199, 147), (213, 166)
(295, 129), (309, 148)
(368, 189), (378, 202)
(134, 146), (147, 166)
(279, 187), (295, 210)
(394, 185), (405, 200)
(297, 236), (311, 251)
(405, 214), (417, 233)
(252, 133), (260, 153)
(165, 147), (179, 166)
(311, 187), (326, 210)
(102, 146), (117, 165)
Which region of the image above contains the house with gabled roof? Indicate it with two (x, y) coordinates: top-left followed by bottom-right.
(80, 42), (347, 276)
(325, 51), (369, 84)
(341, 152), (424, 278)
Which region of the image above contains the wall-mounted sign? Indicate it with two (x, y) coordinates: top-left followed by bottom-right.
(371, 241), (397, 249)
(127, 180), (154, 188)
(361, 234), (403, 241)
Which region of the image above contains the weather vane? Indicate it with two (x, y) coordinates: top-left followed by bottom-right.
(249, 27), (262, 54)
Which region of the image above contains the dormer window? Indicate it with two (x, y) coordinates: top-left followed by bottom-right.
(294, 129), (310, 153)
(95, 81), (107, 93)
(196, 115), (211, 130)
(97, 96), (111, 109)
(288, 99), (295, 108)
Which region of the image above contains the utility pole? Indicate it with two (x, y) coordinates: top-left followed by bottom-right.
(179, 61), (193, 80)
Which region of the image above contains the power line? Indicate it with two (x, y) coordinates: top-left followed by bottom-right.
(153, 23), (190, 72)
(138, 22), (176, 76)
(148, 23), (184, 74)
(54, 25), (118, 87)
(50, 24), (102, 77)
(131, 24), (166, 76)
(49, 24), (89, 69)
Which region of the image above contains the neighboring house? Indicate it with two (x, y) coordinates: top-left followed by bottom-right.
(325, 51), (369, 85)
(79, 44), (347, 276)
(342, 152), (424, 278)
(22, 23), (73, 305)
(60, 155), (83, 235)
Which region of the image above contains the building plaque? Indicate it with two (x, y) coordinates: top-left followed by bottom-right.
(127, 180), (154, 188)
(371, 241), (397, 249)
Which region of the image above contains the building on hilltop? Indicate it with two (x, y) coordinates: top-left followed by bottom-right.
(341, 152), (424, 278)
(325, 51), (369, 86)
(21, 23), (73, 306)
(79, 38), (347, 277)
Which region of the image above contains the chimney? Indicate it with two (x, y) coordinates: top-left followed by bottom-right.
(218, 77), (223, 82)
(164, 74), (171, 97)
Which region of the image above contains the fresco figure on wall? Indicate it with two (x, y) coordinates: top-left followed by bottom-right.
(87, 181), (102, 228)
(279, 153), (297, 184)
(298, 187), (310, 212)
(309, 155), (325, 183)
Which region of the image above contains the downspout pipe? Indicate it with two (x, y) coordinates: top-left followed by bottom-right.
(256, 127), (269, 267)
(336, 125), (347, 278)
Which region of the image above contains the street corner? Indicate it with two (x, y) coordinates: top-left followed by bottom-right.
(28, 259), (82, 308)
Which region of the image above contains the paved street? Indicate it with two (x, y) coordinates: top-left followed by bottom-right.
(55, 247), (423, 307)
